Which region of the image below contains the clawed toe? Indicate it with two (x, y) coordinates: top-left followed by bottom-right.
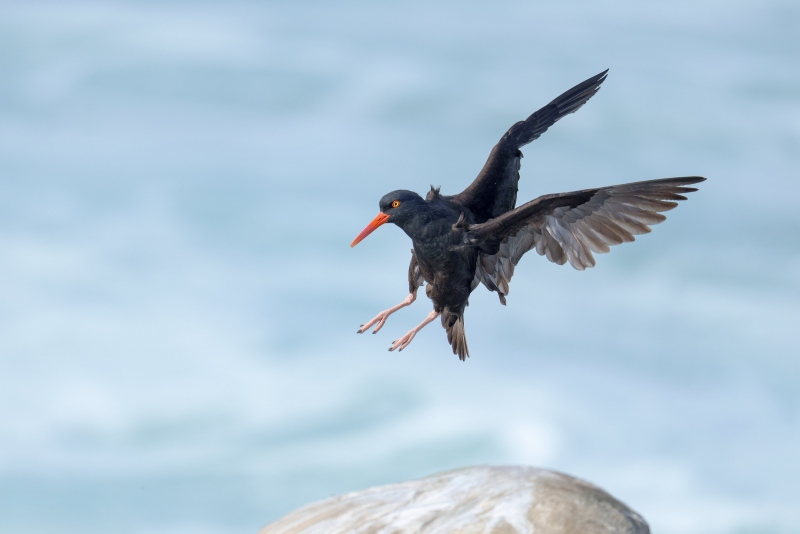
(389, 331), (416, 352)
(356, 293), (418, 338)
(357, 312), (390, 335)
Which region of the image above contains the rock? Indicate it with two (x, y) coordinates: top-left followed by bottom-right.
(259, 465), (649, 534)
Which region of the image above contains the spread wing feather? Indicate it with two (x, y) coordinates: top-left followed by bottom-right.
(467, 176), (706, 303)
(450, 70), (609, 222)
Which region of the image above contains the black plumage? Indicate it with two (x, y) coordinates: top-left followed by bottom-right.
(351, 70), (705, 360)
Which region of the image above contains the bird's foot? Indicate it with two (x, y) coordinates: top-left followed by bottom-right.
(389, 329), (418, 352)
(387, 310), (439, 353)
(357, 310), (392, 335)
(357, 293), (416, 334)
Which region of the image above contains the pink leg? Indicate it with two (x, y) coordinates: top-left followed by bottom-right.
(389, 310), (440, 352)
(357, 291), (417, 334)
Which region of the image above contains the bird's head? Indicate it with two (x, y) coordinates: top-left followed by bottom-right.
(350, 190), (424, 247)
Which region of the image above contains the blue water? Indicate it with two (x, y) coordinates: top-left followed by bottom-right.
(1, 1), (799, 533)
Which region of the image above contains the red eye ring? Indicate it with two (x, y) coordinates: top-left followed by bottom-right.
(391, 200), (401, 208)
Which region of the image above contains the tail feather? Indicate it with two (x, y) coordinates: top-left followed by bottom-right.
(442, 310), (469, 361)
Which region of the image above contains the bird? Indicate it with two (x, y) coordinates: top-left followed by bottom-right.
(350, 70), (705, 361)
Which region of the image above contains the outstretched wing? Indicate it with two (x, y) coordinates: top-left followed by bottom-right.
(449, 70), (609, 223)
(466, 177), (706, 303)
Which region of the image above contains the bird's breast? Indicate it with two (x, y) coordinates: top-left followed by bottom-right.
(412, 237), (479, 311)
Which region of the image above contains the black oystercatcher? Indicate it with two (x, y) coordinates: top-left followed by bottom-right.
(351, 70), (705, 360)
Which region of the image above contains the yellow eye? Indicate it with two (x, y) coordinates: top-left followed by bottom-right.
(391, 200), (401, 208)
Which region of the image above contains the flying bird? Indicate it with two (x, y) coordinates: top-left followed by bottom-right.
(351, 70), (705, 360)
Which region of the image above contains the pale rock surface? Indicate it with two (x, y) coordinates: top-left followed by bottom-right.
(259, 465), (649, 534)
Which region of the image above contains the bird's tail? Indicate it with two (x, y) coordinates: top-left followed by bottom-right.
(441, 309), (469, 361)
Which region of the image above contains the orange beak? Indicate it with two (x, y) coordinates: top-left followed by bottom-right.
(350, 212), (390, 247)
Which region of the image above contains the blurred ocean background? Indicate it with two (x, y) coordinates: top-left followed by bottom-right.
(1, 1), (799, 533)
